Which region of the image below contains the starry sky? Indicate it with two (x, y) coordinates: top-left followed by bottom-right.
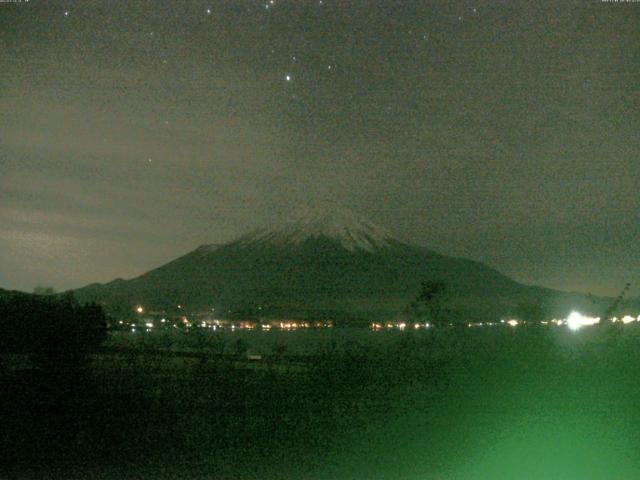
(1, 0), (638, 297)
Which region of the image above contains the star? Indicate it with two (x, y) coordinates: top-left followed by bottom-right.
(206, 8), (212, 15)
(285, 74), (292, 82)
(64, 11), (70, 17)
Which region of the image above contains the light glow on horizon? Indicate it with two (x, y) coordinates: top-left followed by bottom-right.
(567, 311), (600, 331)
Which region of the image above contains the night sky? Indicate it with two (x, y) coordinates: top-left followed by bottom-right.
(1, 0), (638, 297)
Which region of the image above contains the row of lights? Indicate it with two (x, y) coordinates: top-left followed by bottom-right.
(128, 309), (334, 332)
(371, 322), (432, 331)
(133, 306), (640, 334)
(506, 312), (640, 331)
(370, 312), (640, 332)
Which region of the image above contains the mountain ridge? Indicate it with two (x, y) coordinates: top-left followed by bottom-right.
(72, 205), (611, 322)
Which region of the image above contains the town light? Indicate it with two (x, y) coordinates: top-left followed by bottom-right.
(567, 311), (600, 331)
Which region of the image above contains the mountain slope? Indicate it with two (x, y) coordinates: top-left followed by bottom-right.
(73, 205), (602, 322)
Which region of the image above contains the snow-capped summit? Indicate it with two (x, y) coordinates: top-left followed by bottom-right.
(236, 203), (399, 252)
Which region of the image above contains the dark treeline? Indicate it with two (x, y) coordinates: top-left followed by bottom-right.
(0, 291), (107, 365)
(0, 292), (107, 478)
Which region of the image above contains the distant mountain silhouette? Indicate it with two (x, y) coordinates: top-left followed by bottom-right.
(72, 205), (608, 322)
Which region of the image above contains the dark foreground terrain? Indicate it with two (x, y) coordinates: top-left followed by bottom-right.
(2, 325), (640, 480)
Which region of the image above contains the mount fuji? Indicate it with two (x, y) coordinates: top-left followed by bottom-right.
(73, 205), (598, 322)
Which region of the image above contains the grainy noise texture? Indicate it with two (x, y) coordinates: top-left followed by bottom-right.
(0, 0), (638, 296)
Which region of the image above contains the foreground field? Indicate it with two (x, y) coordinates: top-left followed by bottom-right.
(2, 325), (640, 479)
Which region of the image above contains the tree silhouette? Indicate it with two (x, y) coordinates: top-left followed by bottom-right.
(0, 292), (107, 368)
(33, 285), (56, 296)
(408, 281), (449, 327)
(603, 282), (632, 324)
(0, 291), (108, 464)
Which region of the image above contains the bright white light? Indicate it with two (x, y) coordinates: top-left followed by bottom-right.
(621, 315), (635, 324)
(136, 306), (144, 313)
(145, 322), (153, 328)
(285, 74), (291, 81)
(506, 319), (518, 327)
(567, 311), (600, 331)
